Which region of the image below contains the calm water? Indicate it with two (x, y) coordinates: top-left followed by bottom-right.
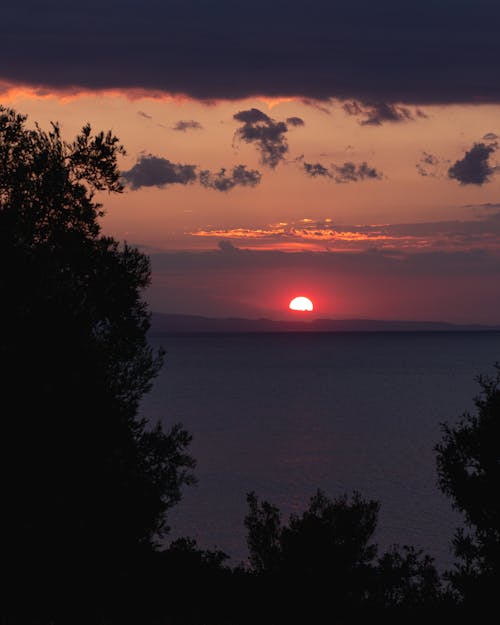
(140, 331), (500, 569)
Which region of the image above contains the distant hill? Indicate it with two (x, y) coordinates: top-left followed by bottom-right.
(151, 313), (500, 333)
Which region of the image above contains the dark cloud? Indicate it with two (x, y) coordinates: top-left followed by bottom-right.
(233, 109), (271, 124)
(302, 160), (383, 182)
(137, 110), (152, 119)
(416, 151), (440, 177)
(415, 109), (428, 119)
(464, 202), (500, 220)
(303, 162), (331, 178)
(286, 116), (305, 127)
(122, 155), (261, 191)
(448, 142), (498, 186)
(233, 108), (289, 168)
(153, 246), (500, 276)
(464, 202), (500, 211)
(3, 1), (500, 104)
(121, 155), (197, 189)
(343, 101), (418, 126)
(331, 162), (383, 183)
(483, 132), (499, 141)
(172, 119), (203, 132)
(379, 213), (500, 241)
(302, 99), (332, 114)
(421, 152), (438, 165)
(218, 240), (240, 253)
(199, 164), (262, 191)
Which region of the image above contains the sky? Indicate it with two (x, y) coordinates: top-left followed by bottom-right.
(4, 0), (500, 322)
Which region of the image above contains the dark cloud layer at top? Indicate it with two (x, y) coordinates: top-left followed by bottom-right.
(2, 1), (500, 104)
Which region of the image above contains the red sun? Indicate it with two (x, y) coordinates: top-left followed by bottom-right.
(289, 296), (314, 312)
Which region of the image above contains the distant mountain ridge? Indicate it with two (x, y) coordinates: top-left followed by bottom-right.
(151, 313), (500, 333)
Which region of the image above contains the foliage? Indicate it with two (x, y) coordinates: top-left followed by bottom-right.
(0, 105), (195, 622)
(245, 490), (283, 573)
(246, 490), (380, 581)
(373, 545), (442, 608)
(244, 490), (442, 620)
(436, 364), (500, 604)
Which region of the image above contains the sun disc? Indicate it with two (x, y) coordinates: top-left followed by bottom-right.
(289, 296), (313, 311)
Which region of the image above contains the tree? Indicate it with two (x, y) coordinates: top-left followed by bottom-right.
(245, 490), (380, 622)
(244, 490), (442, 623)
(373, 545), (442, 610)
(436, 364), (500, 605)
(0, 106), (195, 622)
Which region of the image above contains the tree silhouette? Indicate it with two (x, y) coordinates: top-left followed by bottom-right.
(246, 490), (380, 584)
(436, 365), (500, 606)
(244, 490), (442, 622)
(0, 106), (195, 623)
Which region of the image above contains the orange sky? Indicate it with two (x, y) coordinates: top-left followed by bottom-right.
(5, 89), (500, 322)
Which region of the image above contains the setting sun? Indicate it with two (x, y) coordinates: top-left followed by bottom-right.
(289, 296), (314, 312)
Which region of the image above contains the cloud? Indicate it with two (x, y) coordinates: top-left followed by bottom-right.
(302, 99), (332, 114)
(448, 142), (498, 185)
(172, 119), (203, 132)
(464, 202), (500, 212)
(3, 1), (500, 104)
(121, 155), (198, 189)
(199, 164), (262, 191)
(188, 211), (500, 254)
(483, 132), (499, 141)
(233, 108), (289, 168)
(122, 155), (262, 191)
(303, 162), (331, 178)
(302, 160), (383, 183)
(286, 116), (305, 127)
(331, 162), (383, 183)
(343, 101), (420, 126)
(233, 109), (271, 124)
(217, 240), (240, 253)
(152, 245), (500, 278)
(137, 110), (152, 119)
(416, 152), (440, 177)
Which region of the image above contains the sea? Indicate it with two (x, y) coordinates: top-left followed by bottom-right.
(139, 331), (500, 570)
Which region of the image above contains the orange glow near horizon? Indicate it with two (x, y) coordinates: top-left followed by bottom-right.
(289, 296), (314, 312)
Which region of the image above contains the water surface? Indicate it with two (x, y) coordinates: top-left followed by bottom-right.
(140, 331), (500, 568)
